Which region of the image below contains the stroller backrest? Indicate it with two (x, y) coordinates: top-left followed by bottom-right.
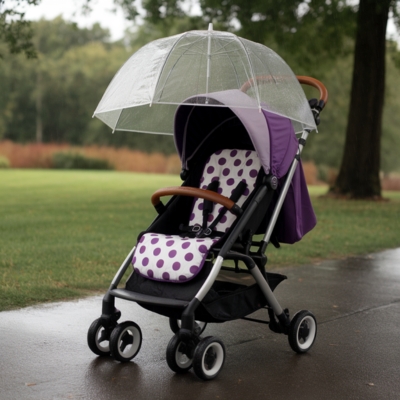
(132, 148), (263, 283)
(188, 149), (261, 235)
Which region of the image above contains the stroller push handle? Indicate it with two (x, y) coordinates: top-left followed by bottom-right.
(240, 75), (328, 111)
(296, 76), (328, 110)
(151, 186), (242, 216)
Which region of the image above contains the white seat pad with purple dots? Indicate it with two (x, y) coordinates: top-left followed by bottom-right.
(133, 149), (261, 283)
(190, 149), (261, 233)
(133, 233), (218, 282)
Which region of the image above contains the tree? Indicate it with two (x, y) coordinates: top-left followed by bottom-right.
(0, 0), (40, 58)
(125, 0), (399, 198)
(331, 0), (392, 198)
(3, 1), (400, 174)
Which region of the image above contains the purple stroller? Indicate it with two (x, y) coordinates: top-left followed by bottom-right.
(88, 80), (328, 380)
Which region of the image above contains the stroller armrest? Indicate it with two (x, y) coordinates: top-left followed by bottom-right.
(151, 186), (243, 216)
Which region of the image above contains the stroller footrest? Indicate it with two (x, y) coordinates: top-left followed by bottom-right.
(110, 288), (189, 308)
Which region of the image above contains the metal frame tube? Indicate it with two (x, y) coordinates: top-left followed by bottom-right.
(194, 256), (224, 302)
(250, 266), (283, 316)
(110, 246), (136, 289)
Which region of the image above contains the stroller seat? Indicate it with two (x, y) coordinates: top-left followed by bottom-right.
(133, 149), (261, 282)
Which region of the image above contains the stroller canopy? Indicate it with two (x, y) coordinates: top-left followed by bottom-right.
(174, 90), (316, 244)
(174, 89), (299, 179)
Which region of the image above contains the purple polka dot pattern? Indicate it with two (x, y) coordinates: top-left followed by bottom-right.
(162, 272), (170, 280)
(191, 149), (261, 233)
(132, 150), (260, 283)
(173, 262), (181, 270)
(132, 233), (218, 282)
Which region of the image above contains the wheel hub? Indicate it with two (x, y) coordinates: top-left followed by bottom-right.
(204, 348), (217, 370)
(298, 320), (310, 343)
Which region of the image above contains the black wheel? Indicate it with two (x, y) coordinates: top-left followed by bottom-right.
(166, 333), (196, 373)
(110, 321), (142, 362)
(193, 336), (225, 380)
(288, 310), (317, 353)
(169, 318), (207, 336)
(87, 318), (113, 356)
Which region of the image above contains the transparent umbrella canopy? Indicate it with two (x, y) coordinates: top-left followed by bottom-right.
(93, 24), (316, 135)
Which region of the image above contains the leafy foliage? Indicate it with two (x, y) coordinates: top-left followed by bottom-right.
(1, 5), (400, 171)
(0, 17), (177, 154)
(0, 0), (40, 58)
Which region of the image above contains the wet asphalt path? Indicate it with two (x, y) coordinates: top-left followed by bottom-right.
(1, 248), (400, 400)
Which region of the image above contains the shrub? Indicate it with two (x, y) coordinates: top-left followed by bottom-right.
(0, 156), (10, 168)
(52, 152), (113, 170)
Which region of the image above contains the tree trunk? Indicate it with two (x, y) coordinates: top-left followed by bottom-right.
(36, 68), (43, 143)
(331, 0), (391, 198)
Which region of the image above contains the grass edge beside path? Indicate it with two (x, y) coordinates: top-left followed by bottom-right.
(1, 169), (399, 311)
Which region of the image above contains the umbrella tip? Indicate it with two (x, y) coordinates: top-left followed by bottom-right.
(208, 23), (213, 31)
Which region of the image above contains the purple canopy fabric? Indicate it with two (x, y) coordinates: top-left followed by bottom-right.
(174, 90), (316, 243)
(274, 161), (317, 244)
(262, 108), (316, 243)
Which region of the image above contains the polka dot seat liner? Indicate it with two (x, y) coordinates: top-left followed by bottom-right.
(133, 149), (261, 283)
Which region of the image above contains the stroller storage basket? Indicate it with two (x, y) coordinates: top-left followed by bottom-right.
(125, 263), (287, 322)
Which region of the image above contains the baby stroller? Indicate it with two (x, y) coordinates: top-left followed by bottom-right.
(87, 76), (328, 380)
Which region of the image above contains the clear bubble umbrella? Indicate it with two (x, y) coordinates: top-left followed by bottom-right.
(93, 24), (317, 135)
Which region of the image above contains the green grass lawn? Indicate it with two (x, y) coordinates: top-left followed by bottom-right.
(1, 169), (399, 311)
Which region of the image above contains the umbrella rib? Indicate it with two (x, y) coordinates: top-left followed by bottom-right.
(236, 38), (262, 108)
(244, 44), (278, 86)
(212, 39), (242, 89)
(210, 40), (237, 54)
(152, 35), (208, 103)
(112, 109), (123, 133)
(149, 32), (197, 104)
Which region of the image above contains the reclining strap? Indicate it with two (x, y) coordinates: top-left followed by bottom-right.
(200, 180), (247, 237)
(179, 180), (247, 238)
(202, 180), (220, 230)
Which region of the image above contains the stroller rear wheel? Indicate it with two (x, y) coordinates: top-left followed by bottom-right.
(288, 310), (317, 353)
(87, 318), (113, 356)
(166, 333), (195, 373)
(193, 336), (226, 380)
(110, 321), (142, 362)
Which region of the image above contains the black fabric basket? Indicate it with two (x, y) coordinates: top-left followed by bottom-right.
(125, 263), (286, 323)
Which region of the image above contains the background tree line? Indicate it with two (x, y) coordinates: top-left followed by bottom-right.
(0, 17), (177, 154)
(1, 15), (400, 174)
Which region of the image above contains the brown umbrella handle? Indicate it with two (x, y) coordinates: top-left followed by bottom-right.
(151, 186), (243, 215)
(240, 75), (328, 110)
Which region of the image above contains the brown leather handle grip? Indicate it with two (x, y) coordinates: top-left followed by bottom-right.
(240, 75), (328, 108)
(151, 186), (235, 210)
(296, 75), (328, 106)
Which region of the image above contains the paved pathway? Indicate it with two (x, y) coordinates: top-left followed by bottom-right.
(1, 248), (400, 399)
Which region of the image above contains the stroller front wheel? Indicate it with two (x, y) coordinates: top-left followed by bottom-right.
(110, 321), (142, 362)
(166, 333), (195, 373)
(288, 310), (317, 353)
(87, 318), (112, 356)
(193, 336), (226, 380)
